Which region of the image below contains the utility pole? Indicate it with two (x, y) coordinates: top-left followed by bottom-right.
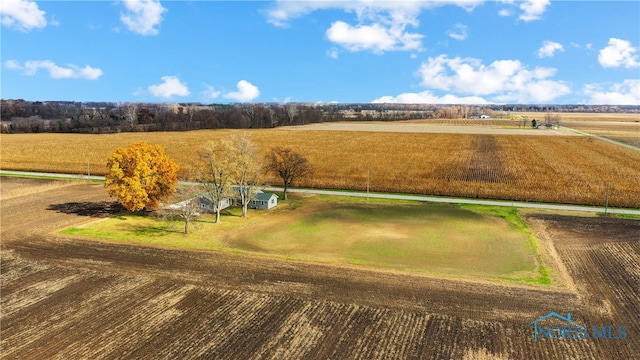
(366, 168), (370, 201)
(604, 180), (611, 216)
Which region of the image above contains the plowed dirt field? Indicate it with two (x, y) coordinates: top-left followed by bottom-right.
(1, 178), (638, 359)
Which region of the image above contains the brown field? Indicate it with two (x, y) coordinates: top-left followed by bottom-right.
(513, 112), (640, 147)
(2, 126), (640, 207)
(2, 178), (639, 358)
(514, 112), (640, 122)
(279, 120), (573, 134)
(562, 122), (640, 147)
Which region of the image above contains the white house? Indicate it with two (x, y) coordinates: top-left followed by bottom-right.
(231, 186), (279, 210)
(197, 195), (233, 213)
(249, 193), (278, 210)
(167, 188), (278, 214)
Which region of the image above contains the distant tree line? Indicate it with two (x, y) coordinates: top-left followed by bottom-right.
(2, 99), (638, 134)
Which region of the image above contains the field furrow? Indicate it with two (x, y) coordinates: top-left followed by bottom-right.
(253, 302), (327, 359)
(2, 178), (639, 359)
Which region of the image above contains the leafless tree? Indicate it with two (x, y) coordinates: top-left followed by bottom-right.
(122, 103), (138, 129)
(242, 105), (258, 128)
(265, 147), (313, 200)
(545, 113), (561, 126)
(284, 104), (297, 125)
(267, 107), (279, 127)
(233, 134), (262, 217)
(187, 104), (198, 128)
(160, 184), (201, 233)
(194, 140), (237, 223)
(462, 106), (470, 119)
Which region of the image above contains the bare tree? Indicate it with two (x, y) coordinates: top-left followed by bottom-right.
(267, 107), (279, 127)
(160, 185), (201, 233)
(122, 103), (138, 130)
(266, 147), (313, 200)
(233, 134), (262, 217)
(462, 106), (470, 119)
(186, 104), (198, 129)
(545, 113), (561, 127)
(243, 105), (258, 128)
(284, 104), (297, 125)
(194, 139), (237, 223)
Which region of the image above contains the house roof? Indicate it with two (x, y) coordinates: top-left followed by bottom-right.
(255, 192), (278, 201)
(231, 185), (264, 195)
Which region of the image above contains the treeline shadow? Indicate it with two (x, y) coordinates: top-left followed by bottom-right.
(47, 201), (126, 218)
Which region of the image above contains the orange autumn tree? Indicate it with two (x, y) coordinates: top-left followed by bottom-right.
(105, 142), (179, 211)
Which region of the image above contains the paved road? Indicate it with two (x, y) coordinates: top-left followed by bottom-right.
(1, 170), (106, 181)
(562, 126), (640, 152)
(3, 169), (639, 215)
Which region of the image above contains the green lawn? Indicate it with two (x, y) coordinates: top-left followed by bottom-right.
(61, 195), (549, 283)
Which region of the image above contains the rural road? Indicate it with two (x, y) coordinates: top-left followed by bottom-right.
(562, 126), (640, 152)
(3, 169), (639, 216)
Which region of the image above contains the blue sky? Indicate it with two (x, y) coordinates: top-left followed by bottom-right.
(1, 0), (639, 104)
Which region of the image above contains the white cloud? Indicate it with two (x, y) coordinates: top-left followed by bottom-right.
(224, 80), (260, 102)
(372, 91), (489, 104)
(265, 1), (318, 27)
(266, 0), (484, 26)
(202, 84), (221, 100)
(132, 87), (145, 97)
(598, 38), (640, 68)
(537, 40), (564, 58)
(326, 20), (422, 53)
(519, 0), (550, 21)
(0, 0), (47, 31)
(120, 0), (166, 36)
(327, 48), (339, 59)
(266, 1), (483, 53)
(584, 80), (640, 105)
(148, 76), (190, 98)
(5, 59), (21, 70)
(498, 0), (549, 21)
(5, 59), (103, 80)
(416, 54), (570, 103)
(447, 23), (468, 41)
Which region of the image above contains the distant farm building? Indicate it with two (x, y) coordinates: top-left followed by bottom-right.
(537, 123), (559, 130)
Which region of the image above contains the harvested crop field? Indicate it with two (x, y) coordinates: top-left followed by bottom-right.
(2, 127), (640, 207)
(562, 121), (640, 147)
(514, 112), (640, 147)
(278, 120), (573, 135)
(2, 178), (639, 359)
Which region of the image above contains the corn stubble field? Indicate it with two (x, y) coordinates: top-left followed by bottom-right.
(2, 126), (640, 207)
(1, 178), (639, 359)
(2, 116), (640, 359)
